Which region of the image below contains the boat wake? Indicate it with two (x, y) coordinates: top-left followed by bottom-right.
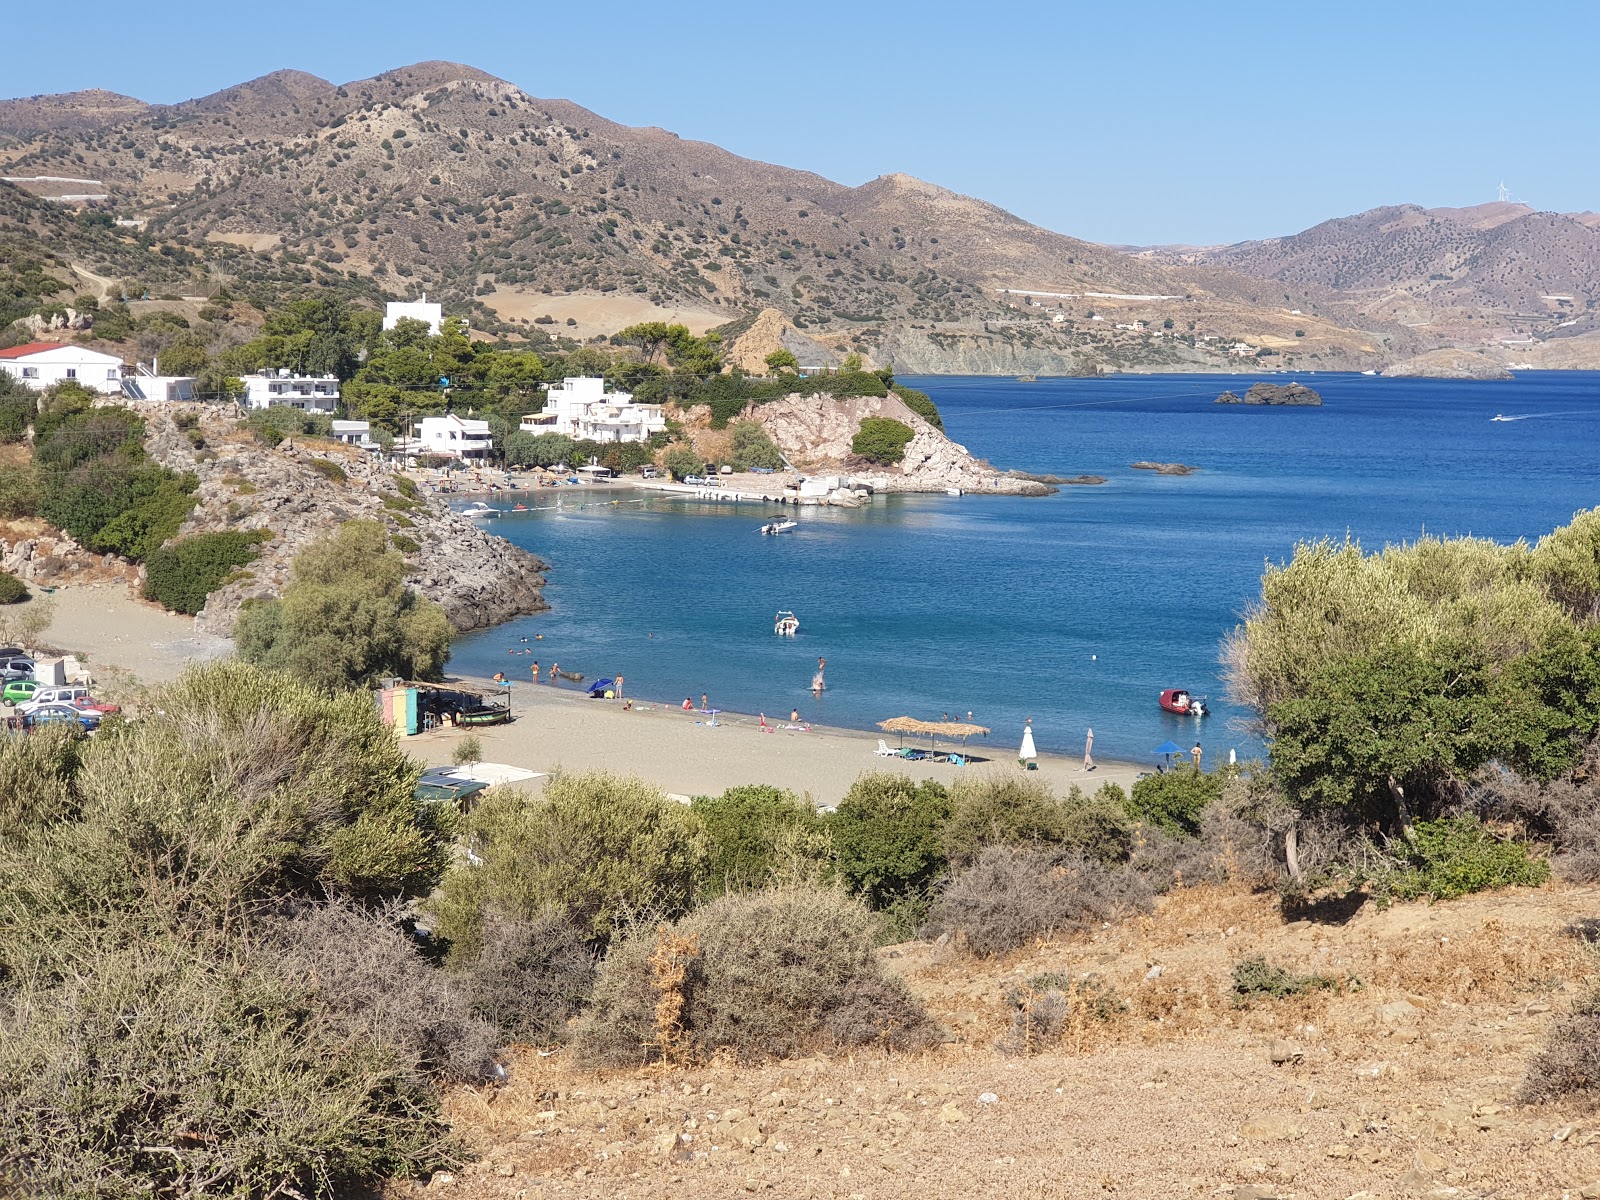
(1491, 411), (1588, 423)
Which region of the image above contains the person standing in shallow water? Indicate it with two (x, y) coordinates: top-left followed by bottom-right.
(1083, 728), (1095, 772)
(530, 660), (539, 684)
(1191, 741), (1202, 770)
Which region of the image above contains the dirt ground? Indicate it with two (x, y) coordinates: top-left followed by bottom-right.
(414, 882), (1600, 1200)
(480, 289), (723, 339)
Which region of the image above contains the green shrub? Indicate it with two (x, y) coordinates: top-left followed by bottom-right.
(573, 886), (936, 1066)
(1126, 767), (1222, 837)
(727, 420), (784, 472)
(829, 773), (950, 908)
(390, 533), (420, 555)
(850, 417), (915, 466)
(309, 457), (347, 483)
(1356, 816), (1550, 905)
(428, 771), (706, 957)
(382, 493), (416, 512)
(0, 570), (26, 605)
(0, 375), (35, 442)
(171, 410), (199, 431)
(663, 443), (702, 481)
(1231, 955), (1341, 1003)
(892, 384), (943, 430)
(942, 776), (1132, 867)
(451, 736), (482, 768)
(0, 462), (40, 518)
(142, 530), (268, 615)
(0, 931), (461, 1199)
(394, 474), (419, 501)
(691, 784), (830, 897)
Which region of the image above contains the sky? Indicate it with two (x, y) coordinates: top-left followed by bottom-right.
(6, 0), (1594, 246)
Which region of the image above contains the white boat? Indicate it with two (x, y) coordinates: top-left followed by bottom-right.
(463, 501), (499, 519)
(1490, 414), (1515, 422)
(945, 487), (963, 497)
(1361, 369), (1379, 376)
(774, 610), (800, 636)
(760, 519), (798, 535)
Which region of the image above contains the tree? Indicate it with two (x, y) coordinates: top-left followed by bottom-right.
(728, 420), (783, 471)
(153, 337), (208, 378)
(829, 774), (951, 908)
(0, 372), (34, 443)
(504, 431), (574, 469)
(616, 321), (673, 364)
(764, 348), (799, 374)
(663, 443), (702, 481)
(235, 521), (451, 690)
(840, 352), (864, 372)
(691, 785), (829, 896)
(850, 417), (915, 466)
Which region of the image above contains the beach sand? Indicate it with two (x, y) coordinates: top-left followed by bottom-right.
(408, 680), (1146, 807)
(33, 583), (233, 690)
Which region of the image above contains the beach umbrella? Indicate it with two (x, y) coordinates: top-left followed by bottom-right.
(1019, 721), (1037, 763)
(877, 716), (991, 751)
(1152, 739), (1183, 769)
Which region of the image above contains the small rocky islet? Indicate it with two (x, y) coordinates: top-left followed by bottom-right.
(1215, 382), (1324, 406)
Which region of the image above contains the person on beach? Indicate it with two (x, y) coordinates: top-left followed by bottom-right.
(682, 697), (694, 710)
(615, 674), (624, 699)
(530, 661), (539, 682)
(550, 662), (560, 684)
(790, 708), (800, 723)
(492, 672), (507, 684)
(1083, 728), (1095, 772)
(1191, 741), (1203, 770)
(701, 693), (709, 712)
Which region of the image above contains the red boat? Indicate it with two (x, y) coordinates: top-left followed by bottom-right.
(1158, 688), (1207, 717)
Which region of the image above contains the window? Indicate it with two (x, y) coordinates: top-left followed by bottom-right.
(106, 369), (118, 380)
(65, 369), (77, 379)
(21, 367), (38, 379)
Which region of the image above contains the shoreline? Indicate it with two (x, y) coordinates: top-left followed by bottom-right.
(423, 673), (1151, 806)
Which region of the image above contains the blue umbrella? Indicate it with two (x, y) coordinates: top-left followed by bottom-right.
(1152, 740), (1183, 769)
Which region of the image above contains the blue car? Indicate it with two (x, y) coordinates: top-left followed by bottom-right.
(23, 703), (100, 732)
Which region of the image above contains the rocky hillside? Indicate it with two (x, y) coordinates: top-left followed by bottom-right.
(0, 63), (1387, 375)
(130, 402), (546, 635)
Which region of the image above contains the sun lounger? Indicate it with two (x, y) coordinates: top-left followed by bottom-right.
(876, 740), (900, 757)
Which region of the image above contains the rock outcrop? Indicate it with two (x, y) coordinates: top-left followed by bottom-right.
(132, 402), (547, 635)
(732, 392), (1052, 495)
(1216, 382), (1323, 405)
(0, 528), (138, 586)
(1382, 349), (1514, 380)
(1130, 461), (1198, 475)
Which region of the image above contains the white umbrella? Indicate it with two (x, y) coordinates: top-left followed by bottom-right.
(1019, 720), (1037, 763)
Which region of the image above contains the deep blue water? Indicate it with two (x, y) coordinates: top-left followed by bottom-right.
(450, 372), (1600, 764)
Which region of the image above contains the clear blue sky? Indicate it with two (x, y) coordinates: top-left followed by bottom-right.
(7, 0), (1592, 245)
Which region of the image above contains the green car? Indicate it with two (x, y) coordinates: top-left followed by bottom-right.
(2, 680), (38, 704)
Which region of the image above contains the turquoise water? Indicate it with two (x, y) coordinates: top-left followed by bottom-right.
(450, 372), (1600, 764)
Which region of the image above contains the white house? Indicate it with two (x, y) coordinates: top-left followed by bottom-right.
(0, 342), (124, 393)
(241, 370), (340, 414)
(415, 414), (493, 460)
(519, 376), (666, 444)
(330, 420), (378, 450)
(384, 294), (444, 336)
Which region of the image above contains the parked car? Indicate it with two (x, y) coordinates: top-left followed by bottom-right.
(0, 647), (25, 660)
(2, 679), (39, 704)
(22, 703), (100, 732)
(0, 657), (35, 682)
(640, 466), (658, 479)
(18, 686), (92, 714)
(66, 696), (120, 715)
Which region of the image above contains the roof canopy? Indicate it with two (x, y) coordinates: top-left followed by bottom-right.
(878, 716), (991, 738)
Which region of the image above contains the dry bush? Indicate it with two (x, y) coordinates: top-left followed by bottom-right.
(573, 886), (937, 1067)
(996, 973), (1126, 1056)
(1521, 987), (1600, 1104)
(452, 912), (596, 1046)
(1464, 754), (1600, 882)
(269, 904), (501, 1085)
(924, 846), (1158, 958)
(1364, 917), (1575, 1004)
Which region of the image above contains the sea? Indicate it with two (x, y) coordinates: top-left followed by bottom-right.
(449, 371), (1600, 766)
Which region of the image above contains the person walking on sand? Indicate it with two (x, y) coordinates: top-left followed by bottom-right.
(1191, 741), (1203, 770)
(1083, 728), (1096, 772)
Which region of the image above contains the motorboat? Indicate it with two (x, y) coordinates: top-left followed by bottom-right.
(462, 501), (498, 519)
(1159, 687), (1207, 717)
(760, 519), (798, 535)
(945, 487), (963, 497)
(1490, 414), (1514, 422)
(774, 610), (800, 636)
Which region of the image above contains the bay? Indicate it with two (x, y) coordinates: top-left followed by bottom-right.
(449, 371), (1600, 765)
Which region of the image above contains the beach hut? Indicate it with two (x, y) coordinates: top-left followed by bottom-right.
(877, 716), (990, 756)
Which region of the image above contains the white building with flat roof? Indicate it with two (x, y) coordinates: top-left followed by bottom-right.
(519, 376), (666, 443)
(415, 414), (492, 460)
(241, 370), (340, 413)
(384, 293), (444, 336)
(330, 420), (378, 450)
(0, 342), (124, 393)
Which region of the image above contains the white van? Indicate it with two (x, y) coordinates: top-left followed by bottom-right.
(19, 685), (92, 713)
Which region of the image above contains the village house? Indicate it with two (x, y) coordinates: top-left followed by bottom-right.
(383, 294), (444, 336)
(411, 413), (493, 460)
(519, 376), (666, 443)
(330, 420), (378, 450)
(240, 370), (340, 414)
(0, 342), (124, 393)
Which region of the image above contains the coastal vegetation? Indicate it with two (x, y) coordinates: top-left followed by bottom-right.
(235, 520), (451, 689)
(142, 528), (271, 615)
(850, 417), (916, 465)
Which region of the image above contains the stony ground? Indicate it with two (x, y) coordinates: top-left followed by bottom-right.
(410, 882), (1600, 1200)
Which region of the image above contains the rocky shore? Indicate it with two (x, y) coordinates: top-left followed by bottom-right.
(132, 403), (548, 635)
(1131, 461), (1198, 475)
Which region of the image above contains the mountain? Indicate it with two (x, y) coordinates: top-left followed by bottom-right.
(1135, 202), (1600, 348)
(0, 63), (1395, 374)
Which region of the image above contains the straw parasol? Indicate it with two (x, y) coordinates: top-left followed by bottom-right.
(878, 716), (991, 751)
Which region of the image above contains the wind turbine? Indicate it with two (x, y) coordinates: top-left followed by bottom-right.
(1496, 181), (1513, 203)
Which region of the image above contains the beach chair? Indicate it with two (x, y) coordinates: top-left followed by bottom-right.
(876, 740), (900, 757)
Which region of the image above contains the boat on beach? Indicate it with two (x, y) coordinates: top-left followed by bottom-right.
(1158, 687), (1207, 717)
(458, 705), (511, 727)
(774, 610), (800, 636)
(760, 518), (798, 535)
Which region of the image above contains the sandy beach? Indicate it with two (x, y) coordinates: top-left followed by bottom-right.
(23, 584), (1145, 803)
(408, 678), (1146, 807)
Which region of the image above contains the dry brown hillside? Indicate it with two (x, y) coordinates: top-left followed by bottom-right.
(0, 63), (1395, 374)
(415, 881), (1600, 1200)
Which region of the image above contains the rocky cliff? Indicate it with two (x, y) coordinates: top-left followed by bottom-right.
(133, 403), (547, 635)
(728, 392), (1052, 495)
(1382, 349), (1514, 380)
